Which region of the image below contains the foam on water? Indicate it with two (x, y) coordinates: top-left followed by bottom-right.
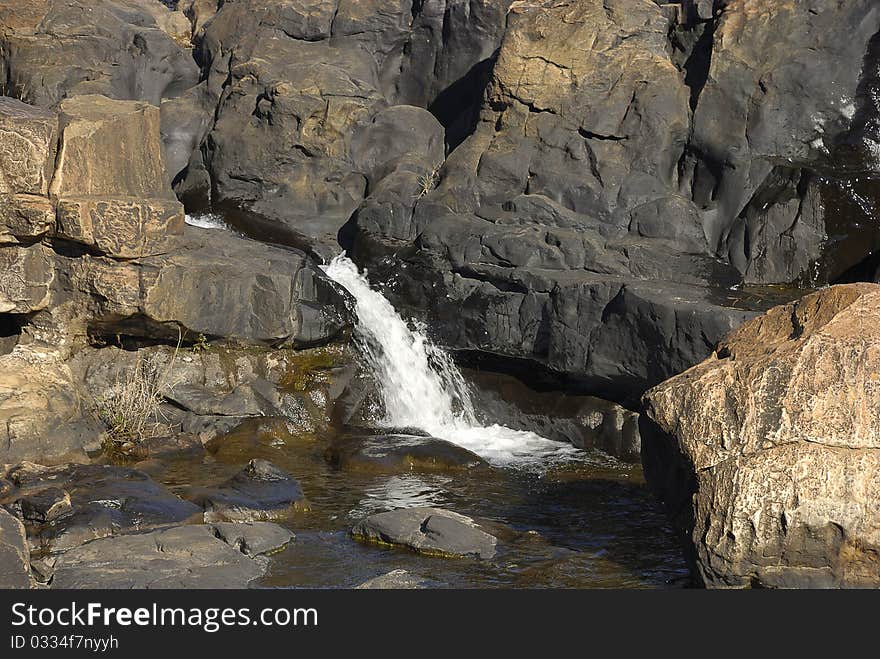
(322, 254), (580, 468)
(185, 213), (230, 230)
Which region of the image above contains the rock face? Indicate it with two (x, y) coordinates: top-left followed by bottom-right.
(350, 0), (764, 399)
(0, 98), (57, 245)
(352, 507), (498, 559)
(0, 90), (352, 463)
(346, 0), (880, 398)
(0, 0), (199, 108)
(0, 355), (102, 464)
(642, 284), (880, 588)
(0, 507), (31, 588)
(464, 369), (642, 462)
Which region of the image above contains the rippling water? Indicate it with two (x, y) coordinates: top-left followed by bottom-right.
(149, 423), (689, 589)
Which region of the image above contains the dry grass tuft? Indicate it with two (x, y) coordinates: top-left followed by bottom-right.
(94, 339), (183, 451)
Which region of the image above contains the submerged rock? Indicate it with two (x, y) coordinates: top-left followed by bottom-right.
(352, 507), (497, 560)
(49, 524), (276, 589)
(186, 459), (308, 523)
(325, 434), (486, 474)
(355, 569), (428, 590)
(643, 284), (880, 588)
(0, 507), (31, 588)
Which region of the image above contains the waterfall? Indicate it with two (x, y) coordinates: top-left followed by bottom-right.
(322, 254), (580, 468)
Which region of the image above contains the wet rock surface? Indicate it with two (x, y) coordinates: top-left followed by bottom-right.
(185, 459), (309, 522)
(49, 524), (275, 589)
(325, 434), (487, 474)
(352, 507), (498, 560)
(210, 521), (295, 558)
(1, 463), (202, 557)
(643, 284), (880, 588)
(465, 369), (642, 462)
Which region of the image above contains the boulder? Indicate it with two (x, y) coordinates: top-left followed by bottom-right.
(351, 507), (498, 559)
(1, 463), (202, 556)
(56, 197), (185, 259)
(46, 94), (186, 258)
(0, 506), (31, 588)
(185, 459), (308, 522)
(643, 284), (880, 588)
(55, 227), (352, 348)
(49, 524), (271, 589)
(325, 434), (486, 474)
(0, 353), (101, 465)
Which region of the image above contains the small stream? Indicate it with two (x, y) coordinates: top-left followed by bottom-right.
(169, 215), (689, 588)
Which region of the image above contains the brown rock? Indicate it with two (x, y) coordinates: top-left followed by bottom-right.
(0, 353), (101, 465)
(0, 194), (55, 244)
(0, 244), (55, 314)
(643, 284), (880, 588)
(0, 97), (58, 196)
(50, 94), (175, 200)
(56, 197), (184, 258)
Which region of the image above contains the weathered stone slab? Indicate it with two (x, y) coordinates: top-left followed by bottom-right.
(56, 196), (184, 258)
(0, 194), (55, 244)
(50, 94), (174, 200)
(352, 507), (498, 560)
(0, 507), (31, 589)
(0, 97), (58, 196)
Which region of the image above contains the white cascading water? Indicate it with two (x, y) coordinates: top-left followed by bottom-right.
(322, 254), (580, 468)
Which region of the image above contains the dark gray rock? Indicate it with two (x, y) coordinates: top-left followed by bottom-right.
(0, 506), (31, 588)
(463, 369), (642, 462)
(687, 0), (880, 285)
(347, 0), (880, 400)
(325, 434), (486, 474)
(209, 521), (295, 558)
(49, 524), (270, 589)
(185, 459), (308, 522)
(0, 0), (199, 108)
(57, 227), (353, 349)
(1, 463), (202, 556)
(160, 82), (217, 185)
(352, 507), (497, 559)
